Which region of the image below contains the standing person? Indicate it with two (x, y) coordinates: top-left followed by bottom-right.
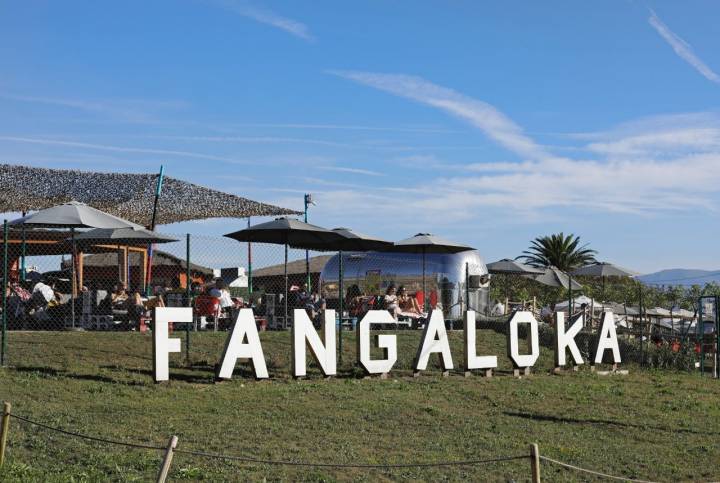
(208, 279), (234, 309)
(491, 299), (505, 316)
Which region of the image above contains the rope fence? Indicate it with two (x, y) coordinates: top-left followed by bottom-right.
(0, 401), (716, 483)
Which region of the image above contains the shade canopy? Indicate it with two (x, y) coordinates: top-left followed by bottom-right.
(0, 163), (300, 225)
(300, 227), (394, 252)
(571, 262), (638, 278)
(223, 217), (344, 249)
(9, 201), (141, 229)
(528, 266), (583, 290)
(386, 233), (473, 254)
(72, 226), (178, 246)
(487, 258), (545, 275)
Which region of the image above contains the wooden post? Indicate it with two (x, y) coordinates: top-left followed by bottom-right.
(504, 297), (509, 315)
(77, 251), (84, 291)
(156, 435), (178, 483)
(0, 402), (11, 467)
(530, 443), (541, 483)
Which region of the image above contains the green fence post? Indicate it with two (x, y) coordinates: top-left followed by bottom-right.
(185, 233), (191, 364)
(698, 297), (704, 377)
(1, 220), (7, 367)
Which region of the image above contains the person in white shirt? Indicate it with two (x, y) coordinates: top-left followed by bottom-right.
(491, 299), (505, 316)
(208, 279), (234, 309)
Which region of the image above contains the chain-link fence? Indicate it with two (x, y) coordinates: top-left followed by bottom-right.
(1, 228), (717, 375)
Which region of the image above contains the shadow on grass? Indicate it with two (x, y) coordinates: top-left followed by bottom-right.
(503, 410), (720, 436)
(11, 366), (149, 386)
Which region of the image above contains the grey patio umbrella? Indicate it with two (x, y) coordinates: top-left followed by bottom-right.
(528, 266), (583, 290)
(301, 227), (393, 361)
(487, 259), (545, 275)
(9, 201), (139, 328)
(224, 217), (344, 327)
(385, 233), (473, 311)
(487, 259), (545, 306)
(72, 227), (178, 246)
(571, 261), (639, 315)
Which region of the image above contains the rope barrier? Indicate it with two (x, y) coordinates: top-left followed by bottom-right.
(539, 455), (659, 483)
(173, 448), (527, 469)
(9, 414), (165, 451)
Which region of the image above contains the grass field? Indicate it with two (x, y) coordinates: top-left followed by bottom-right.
(0, 328), (719, 482)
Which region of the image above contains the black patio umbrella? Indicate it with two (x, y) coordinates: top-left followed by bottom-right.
(9, 201), (139, 328)
(224, 217), (344, 326)
(527, 266), (583, 290)
(72, 227), (178, 246)
(572, 261), (640, 325)
(385, 233), (473, 311)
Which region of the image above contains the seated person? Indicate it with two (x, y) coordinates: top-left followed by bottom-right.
(346, 284), (365, 316)
(384, 285), (400, 320)
(208, 279), (234, 309)
(397, 286), (424, 318)
(110, 284), (129, 308)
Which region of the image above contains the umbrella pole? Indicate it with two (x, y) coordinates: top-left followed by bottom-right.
(71, 227), (76, 329)
(247, 218), (252, 294)
(284, 243), (288, 329)
(20, 226), (26, 282)
(422, 248), (427, 312)
(568, 274), (573, 324)
(338, 250), (343, 364)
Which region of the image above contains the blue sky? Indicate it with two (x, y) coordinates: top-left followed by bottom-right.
(1, 0), (720, 273)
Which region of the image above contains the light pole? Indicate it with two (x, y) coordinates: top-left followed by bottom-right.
(304, 194), (314, 291)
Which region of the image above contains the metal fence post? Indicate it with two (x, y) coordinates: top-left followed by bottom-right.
(0, 402), (11, 467)
(185, 234), (191, 363)
(530, 443), (541, 483)
(156, 435), (178, 483)
(1, 220), (7, 367)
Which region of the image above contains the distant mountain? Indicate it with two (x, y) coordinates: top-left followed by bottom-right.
(637, 269), (720, 287)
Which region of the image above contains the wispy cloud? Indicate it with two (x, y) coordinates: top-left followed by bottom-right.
(330, 70), (550, 161)
(317, 166), (384, 177)
(648, 9), (720, 84)
(0, 136), (246, 164)
(211, 0), (313, 41)
(0, 92), (187, 122)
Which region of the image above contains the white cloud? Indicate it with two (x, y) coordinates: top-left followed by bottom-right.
(648, 9), (720, 84)
(330, 70), (550, 161)
(0, 136), (247, 164)
(318, 166), (384, 177)
(211, 0), (313, 41)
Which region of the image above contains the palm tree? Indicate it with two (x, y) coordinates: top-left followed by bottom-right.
(517, 232), (597, 272)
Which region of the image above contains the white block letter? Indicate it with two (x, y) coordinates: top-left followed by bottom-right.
(217, 309), (269, 380)
(506, 311), (539, 368)
(153, 307), (191, 382)
(594, 311), (621, 364)
(413, 309), (454, 372)
(463, 310), (497, 371)
(554, 311), (584, 367)
(292, 309), (336, 377)
(357, 310), (397, 375)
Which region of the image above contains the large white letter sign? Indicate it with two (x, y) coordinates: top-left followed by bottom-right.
(594, 311), (621, 365)
(216, 309), (269, 380)
(463, 310), (497, 373)
(506, 311), (539, 370)
(413, 309), (454, 373)
(153, 307), (191, 382)
(292, 309), (337, 377)
(357, 310), (397, 375)
(554, 311), (584, 367)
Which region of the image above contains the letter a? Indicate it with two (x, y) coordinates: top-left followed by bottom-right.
(595, 311), (621, 365)
(413, 309), (453, 372)
(217, 309), (269, 380)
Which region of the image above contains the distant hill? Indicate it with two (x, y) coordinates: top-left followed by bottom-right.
(637, 269), (720, 287)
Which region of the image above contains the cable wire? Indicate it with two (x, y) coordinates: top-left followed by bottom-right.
(540, 455), (659, 483)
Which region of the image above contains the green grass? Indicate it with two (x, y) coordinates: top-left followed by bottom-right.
(1, 329), (719, 482)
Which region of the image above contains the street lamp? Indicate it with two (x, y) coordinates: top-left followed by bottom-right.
(304, 193), (314, 290)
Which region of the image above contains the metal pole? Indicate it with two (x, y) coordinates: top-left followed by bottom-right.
(247, 217), (252, 294)
(146, 165), (165, 296)
(639, 284), (644, 367)
(185, 234), (191, 363)
(568, 274), (573, 322)
(20, 226), (26, 282)
(304, 194), (310, 292)
(338, 250), (343, 364)
(715, 296), (720, 379)
(699, 297), (704, 377)
(422, 248), (427, 312)
(284, 243), (288, 329)
(465, 262), (470, 312)
(71, 227), (76, 329)
(1, 221), (7, 366)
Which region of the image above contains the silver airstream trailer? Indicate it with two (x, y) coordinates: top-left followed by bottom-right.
(319, 250), (490, 322)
